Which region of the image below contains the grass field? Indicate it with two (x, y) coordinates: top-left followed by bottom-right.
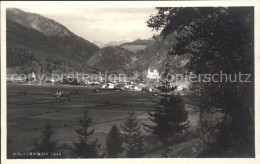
(7, 82), (201, 158)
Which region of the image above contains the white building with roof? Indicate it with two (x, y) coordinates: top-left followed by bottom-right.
(147, 68), (159, 79)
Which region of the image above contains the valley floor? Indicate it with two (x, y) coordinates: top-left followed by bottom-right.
(6, 82), (202, 158)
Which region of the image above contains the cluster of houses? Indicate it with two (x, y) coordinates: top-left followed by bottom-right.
(100, 81), (145, 91)
(82, 78), (188, 93)
(93, 80), (188, 93)
(18, 68), (189, 93)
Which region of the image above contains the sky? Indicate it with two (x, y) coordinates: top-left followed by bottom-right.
(22, 8), (160, 44)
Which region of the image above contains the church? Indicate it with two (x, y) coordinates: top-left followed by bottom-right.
(147, 68), (159, 79)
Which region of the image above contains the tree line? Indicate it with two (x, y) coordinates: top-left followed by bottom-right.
(28, 87), (188, 158)
(147, 7), (254, 157)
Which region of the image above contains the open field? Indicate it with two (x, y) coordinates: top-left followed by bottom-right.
(7, 82), (201, 158)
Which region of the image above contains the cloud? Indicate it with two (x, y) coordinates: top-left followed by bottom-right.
(21, 8), (159, 43)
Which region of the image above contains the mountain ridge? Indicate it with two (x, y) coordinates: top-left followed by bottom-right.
(120, 38), (154, 53)
(7, 8), (100, 74)
(7, 8), (72, 37)
(6, 8), (189, 75)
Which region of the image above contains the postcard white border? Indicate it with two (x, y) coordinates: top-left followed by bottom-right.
(1, 1), (260, 164)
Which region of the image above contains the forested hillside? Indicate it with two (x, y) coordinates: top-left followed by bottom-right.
(7, 8), (99, 74)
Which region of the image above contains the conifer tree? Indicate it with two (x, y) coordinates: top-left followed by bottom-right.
(72, 102), (103, 158)
(32, 123), (58, 158)
(121, 111), (144, 158)
(106, 125), (123, 158)
(144, 49), (189, 157)
(147, 7), (254, 157)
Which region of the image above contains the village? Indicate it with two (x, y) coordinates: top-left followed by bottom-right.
(10, 67), (189, 97)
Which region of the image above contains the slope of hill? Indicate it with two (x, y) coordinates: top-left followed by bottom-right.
(6, 8), (189, 76)
(86, 46), (135, 74)
(93, 41), (107, 48)
(7, 8), (72, 37)
(121, 38), (154, 46)
(87, 34), (189, 75)
(120, 39), (154, 53)
(6, 8), (99, 74)
(132, 33), (190, 73)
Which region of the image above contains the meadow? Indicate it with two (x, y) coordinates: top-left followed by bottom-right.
(7, 82), (201, 158)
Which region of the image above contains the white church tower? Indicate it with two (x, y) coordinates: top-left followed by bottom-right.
(147, 68), (159, 79)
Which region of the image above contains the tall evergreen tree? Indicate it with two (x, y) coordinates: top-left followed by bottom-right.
(72, 102), (103, 158)
(144, 94), (189, 157)
(121, 111), (144, 158)
(147, 7), (254, 157)
(32, 123), (59, 158)
(144, 49), (189, 157)
(106, 125), (123, 158)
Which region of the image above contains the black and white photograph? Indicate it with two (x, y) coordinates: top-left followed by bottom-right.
(1, 1), (259, 163)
